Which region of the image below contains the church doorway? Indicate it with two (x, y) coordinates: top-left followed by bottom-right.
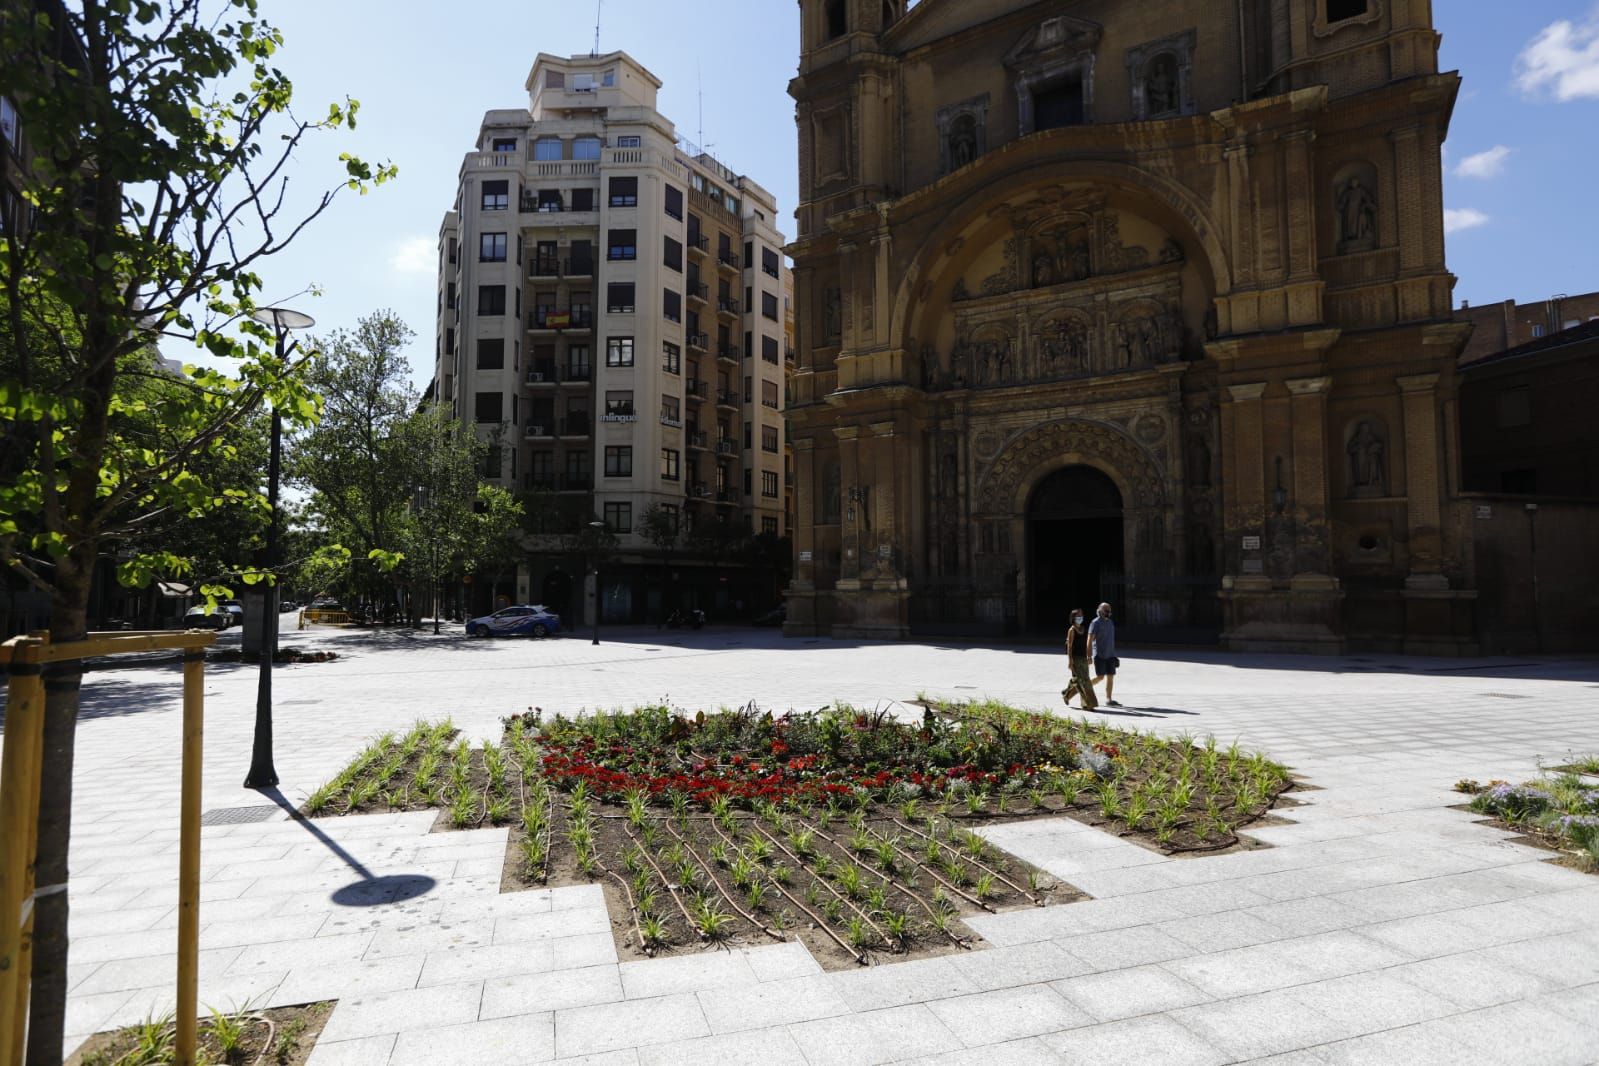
(1026, 466), (1123, 633)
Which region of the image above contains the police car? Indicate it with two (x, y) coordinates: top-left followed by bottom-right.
(463, 604), (562, 639)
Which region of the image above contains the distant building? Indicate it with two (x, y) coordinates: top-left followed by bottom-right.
(1457, 291), (1599, 366)
(434, 51), (794, 623)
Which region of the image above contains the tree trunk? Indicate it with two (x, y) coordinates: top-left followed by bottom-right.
(26, 557), (91, 1065)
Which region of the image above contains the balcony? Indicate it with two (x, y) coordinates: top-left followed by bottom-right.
(686, 331), (708, 352)
(785, 346), (797, 366)
(716, 389), (739, 409)
(715, 489), (738, 504)
(717, 344), (740, 364)
(560, 416), (591, 438)
(716, 298), (740, 319)
(688, 482), (712, 498)
(563, 364), (593, 383)
(528, 309), (593, 333)
(566, 257), (595, 277)
(525, 423), (556, 440)
(525, 361), (557, 385)
(529, 256), (561, 278)
(716, 250), (740, 272)
(715, 439), (737, 457)
(688, 431), (709, 450)
(685, 380), (709, 400)
(562, 473), (594, 492)
(686, 281), (709, 303)
(687, 234), (709, 255)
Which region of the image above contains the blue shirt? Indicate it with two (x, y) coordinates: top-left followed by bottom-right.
(1088, 615), (1116, 658)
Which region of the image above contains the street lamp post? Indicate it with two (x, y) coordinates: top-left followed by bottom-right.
(589, 519), (604, 646)
(245, 306), (315, 790)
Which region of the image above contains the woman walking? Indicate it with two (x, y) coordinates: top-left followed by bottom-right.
(1061, 607), (1099, 710)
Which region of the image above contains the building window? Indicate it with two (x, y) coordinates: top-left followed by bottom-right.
(616, 135), (642, 148)
(661, 448), (680, 481)
(604, 501), (632, 533)
(1497, 386), (1532, 429)
(762, 471), (779, 498)
(663, 289), (682, 323)
(481, 180), (509, 211)
(567, 345), (592, 379)
(762, 425), (779, 453)
(446, 282), (456, 310)
(544, 70), (566, 89)
(477, 338), (505, 370)
(607, 337), (635, 367)
(1327, 0), (1368, 21)
(762, 380), (779, 409)
(445, 328), (455, 355)
(478, 285), (506, 316)
(664, 237), (682, 272)
(825, 0), (847, 39)
(1033, 76), (1085, 131)
(605, 391), (634, 417)
(607, 228), (637, 261)
(533, 138), (562, 161)
(762, 335), (779, 364)
(761, 292), (779, 320)
(609, 176), (638, 207)
(607, 282), (635, 314)
(535, 188), (563, 212)
(447, 237), (458, 264)
(661, 395), (681, 422)
(762, 516), (778, 536)
(603, 69), (616, 87)
(0, 97), (18, 151)
(605, 446), (633, 477)
(665, 184), (684, 221)
(474, 392), (502, 423)
(479, 233), (507, 262)
(572, 187), (595, 212)
(762, 247), (780, 278)
(1531, 324), (1545, 338)
(573, 136), (602, 160)
(491, 137), (517, 153)
(662, 341), (681, 375)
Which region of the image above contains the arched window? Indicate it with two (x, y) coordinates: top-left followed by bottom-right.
(1144, 53), (1180, 117)
(881, 1), (896, 28)
(1327, 0), (1368, 21)
(826, 0), (848, 40)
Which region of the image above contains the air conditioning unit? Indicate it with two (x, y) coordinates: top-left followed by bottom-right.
(528, 425), (545, 436)
(529, 372), (544, 383)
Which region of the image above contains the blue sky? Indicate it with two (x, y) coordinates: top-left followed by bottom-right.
(241, 1), (1599, 391)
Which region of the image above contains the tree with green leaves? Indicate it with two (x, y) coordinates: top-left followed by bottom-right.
(395, 404), (484, 634)
(287, 310), (418, 615)
(0, 2), (393, 1054)
(637, 503), (681, 623)
(473, 483), (528, 608)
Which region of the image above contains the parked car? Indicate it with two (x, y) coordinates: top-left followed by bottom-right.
(753, 605), (787, 627)
(183, 605), (230, 630)
(464, 605), (561, 639)
(222, 600), (244, 627)
(279, 600), (299, 613)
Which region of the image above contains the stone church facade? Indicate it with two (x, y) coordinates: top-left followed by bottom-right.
(785, 0), (1476, 653)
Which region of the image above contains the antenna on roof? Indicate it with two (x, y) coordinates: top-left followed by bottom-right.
(592, 0), (602, 57)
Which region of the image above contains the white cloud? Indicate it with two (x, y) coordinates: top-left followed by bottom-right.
(389, 236), (435, 277)
(1454, 145), (1512, 179)
(1515, 9), (1599, 101)
(1444, 208), (1490, 234)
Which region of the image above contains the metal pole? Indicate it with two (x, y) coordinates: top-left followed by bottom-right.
(245, 329), (284, 789)
(175, 649), (205, 1066)
(591, 558), (600, 646)
(0, 635), (46, 1066)
(1527, 503), (1542, 654)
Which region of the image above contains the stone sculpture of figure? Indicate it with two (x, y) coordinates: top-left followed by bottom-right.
(1146, 54), (1180, 116)
(1066, 322), (1088, 368)
(1031, 251), (1055, 288)
(949, 116), (977, 169)
(1070, 240), (1092, 281)
(1336, 176), (1378, 253)
(1346, 421), (1387, 495)
(1111, 322), (1132, 367)
(822, 287), (842, 342)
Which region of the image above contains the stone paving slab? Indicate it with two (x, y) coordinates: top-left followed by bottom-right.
(6, 627), (1598, 1062)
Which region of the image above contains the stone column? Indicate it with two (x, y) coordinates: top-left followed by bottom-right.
(835, 424), (863, 587)
(792, 438), (817, 587)
(869, 420), (898, 580)
(1224, 382), (1268, 584)
(1286, 375), (1335, 584)
(1398, 372), (1444, 585)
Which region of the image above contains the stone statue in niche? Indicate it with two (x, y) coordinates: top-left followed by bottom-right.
(1037, 318), (1088, 372)
(1336, 176), (1378, 254)
(822, 287), (842, 343)
(1145, 54), (1180, 116)
(948, 115), (978, 169)
(972, 336), (1013, 384)
(1110, 322), (1132, 367)
(1031, 251), (1056, 288)
(1346, 420), (1388, 497)
(1069, 239), (1091, 280)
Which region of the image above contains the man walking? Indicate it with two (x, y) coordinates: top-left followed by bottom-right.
(1089, 602), (1122, 707)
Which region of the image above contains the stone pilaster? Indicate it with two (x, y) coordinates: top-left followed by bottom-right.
(834, 424), (863, 587)
(1286, 375), (1334, 583)
(1398, 372), (1443, 583)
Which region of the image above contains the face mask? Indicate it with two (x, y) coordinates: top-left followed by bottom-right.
(1072, 615), (1083, 624)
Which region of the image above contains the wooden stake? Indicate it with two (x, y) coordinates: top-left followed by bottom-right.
(175, 649), (205, 1066)
(0, 635), (45, 1066)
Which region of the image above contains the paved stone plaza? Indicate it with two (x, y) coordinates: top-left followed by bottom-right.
(14, 626), (1599, 1063)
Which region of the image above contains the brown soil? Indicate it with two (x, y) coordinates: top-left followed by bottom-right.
(1455, 806), (1599, 877)
(69, 1001), (333, 1066)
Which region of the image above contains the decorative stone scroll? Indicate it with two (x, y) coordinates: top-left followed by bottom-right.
(976, 419), (1167, 516)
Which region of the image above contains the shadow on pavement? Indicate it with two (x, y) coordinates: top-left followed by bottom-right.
(253, 786), (436, 907)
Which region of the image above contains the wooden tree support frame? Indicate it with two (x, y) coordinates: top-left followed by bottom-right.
(0, 629), (215, 1066)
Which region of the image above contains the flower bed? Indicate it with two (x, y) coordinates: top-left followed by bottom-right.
(69, 1001), (332, 1066)
(1459, 768), (1599, 872)
(306, 701), (1296, 966)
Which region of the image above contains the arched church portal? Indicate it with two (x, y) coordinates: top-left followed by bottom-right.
(1026, 466), (1123, 633)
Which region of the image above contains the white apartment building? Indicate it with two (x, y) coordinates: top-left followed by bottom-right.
(434, 51), (793, 623)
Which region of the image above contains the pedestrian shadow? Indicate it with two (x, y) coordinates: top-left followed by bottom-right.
(1085, 705), (1203, 719)
(252, 787), (436, 908)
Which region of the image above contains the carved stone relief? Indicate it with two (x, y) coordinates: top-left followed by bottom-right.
(976, 419), (1166, 516)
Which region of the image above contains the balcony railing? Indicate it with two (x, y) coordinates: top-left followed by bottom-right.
(716, 389), (738, 407)
(563, 473), (594, 491)
(525, 423), (556, 439)
(785, 346), (797, 365)
(528, 309), (593, 331)
(685, 379), (709, 398)
(560, 417), (591, 437)
(686, 331), (708, 351)
(715, 489), (738, 503)
(687, 234), (709, 253)
(717, 298), (740, 316)
(717, 250), (740, 270)
(529, 256), (561, 277)
(688, 482), (711, 498)
(564, 364), (593, 383)
(717, 344), (740, 362)
(525, 361), (557, 384)
(688, 431), (709, 449)
(686, 281), (709, 302)
(715, 439), (737, 456)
